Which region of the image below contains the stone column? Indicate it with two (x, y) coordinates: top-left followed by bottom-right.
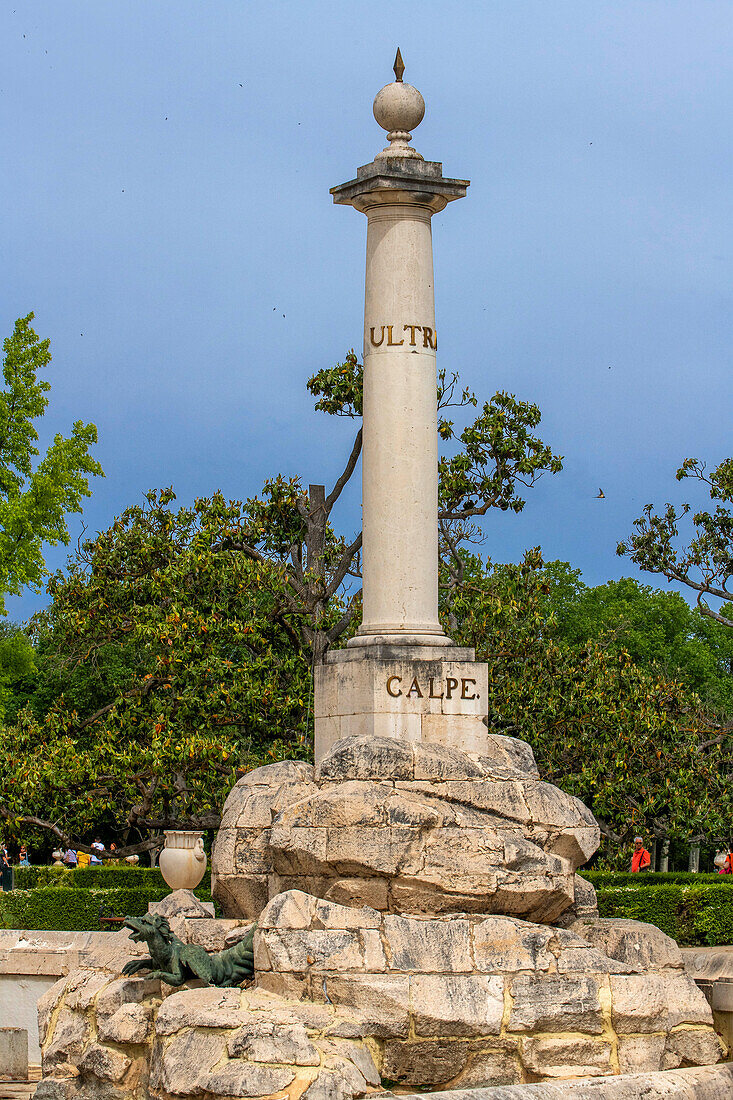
(315, 56), (485, 762)
(688, 841), (701, 873)
(660, 837), (670, 873)
(331, 55), (468, 647)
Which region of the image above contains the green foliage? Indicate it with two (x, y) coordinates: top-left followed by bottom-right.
(619, 456), (733, 631)
(306, 350), (362, 417)
(594, 882), (733, 946)
(0, 884), (213, 932)
(0, 314), (103, 615)
(444, 549), (731, 845)
(541, 564), (733, 714)
(581, 871), (732, 887)
(13, 864), (167, 890)
(0, 488), (311, 848)
(11, 864), (70, 889)
(0, 623), (35, 722)
(439, 391), (563, 519)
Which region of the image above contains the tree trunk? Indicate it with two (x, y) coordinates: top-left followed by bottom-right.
(650, 838), (658, 872)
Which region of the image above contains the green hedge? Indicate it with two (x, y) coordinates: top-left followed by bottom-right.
(594, 883), (733, 946)
(14, 865), (167, 890)
(0, 884), (215, 931)
(582, 871), (732, 888)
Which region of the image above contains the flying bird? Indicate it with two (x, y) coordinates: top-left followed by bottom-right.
(596, 488), (605, 499)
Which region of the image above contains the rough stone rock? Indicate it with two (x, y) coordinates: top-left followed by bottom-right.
(664, 972), (717, 1028)
(259, 736), (598, 920)
(410, 974), (504, 1036)
(78, 1044), (131, 1083)
(617, 1035), (666, 1074)
(42, 1008), (91, 1074)
(147, 987), (378, 1100)
(508, 974), (604, 1034)
(250, 890), (721, 1088)
(37, 891), (724, 1096)
(473, 918), (553, 973)
(33, 1080), (81, 1100)
(204, 1063), (296, 1097)
(37, 978), (67, 1048)
(151, 1028), (229, 1095)
(156, 986), (247, 1035)
(610, 973), (669, 1033)
(452, 1045), (522, 1088)
(148, 889), (215, 919)
(227, 1020), (320, 1066)
(555, 875), (600, 928)
(314, 973), (411, 1038)
(570, 917), (684, 971)
(381, 1038), (472, 1087)
(212, 736), (600, 921)
(667, 1028), (724, 1066)
(64, 971), (111, 1011)
(95, 976), (160, 1018)
(96, 1002), (151, 1044)
(212, 759), (318, 919)
(171, 917), (251, 952)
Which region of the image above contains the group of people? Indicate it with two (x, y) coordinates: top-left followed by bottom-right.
(60, 842), (139, 867)
(2, 843), (30, 867)
(61, 838), (116, 867)
(631, 835), (733, 874)
(0, 839), (141, 883)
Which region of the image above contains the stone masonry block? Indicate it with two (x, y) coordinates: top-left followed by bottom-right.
(314, 648), (489, 762)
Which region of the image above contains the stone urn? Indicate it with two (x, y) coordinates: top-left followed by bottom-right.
(159, 829), (207, 891)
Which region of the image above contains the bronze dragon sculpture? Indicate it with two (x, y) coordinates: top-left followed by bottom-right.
(121, 913), (255, 987)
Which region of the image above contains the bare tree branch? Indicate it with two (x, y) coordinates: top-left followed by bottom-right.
(325, 533), (363, 600)
(325, 427), (362, 515)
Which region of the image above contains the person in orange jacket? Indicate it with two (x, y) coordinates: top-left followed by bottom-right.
(631, 836), (651, 872)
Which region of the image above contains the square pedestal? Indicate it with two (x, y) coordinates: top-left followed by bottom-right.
(314, 644), (489, 762)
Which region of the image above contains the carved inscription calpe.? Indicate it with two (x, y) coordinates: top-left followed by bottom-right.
(369, 324), (437, 350)
(386, 675), (477, 700)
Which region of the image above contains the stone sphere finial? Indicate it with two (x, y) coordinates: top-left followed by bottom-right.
(373, 48), (425, 160)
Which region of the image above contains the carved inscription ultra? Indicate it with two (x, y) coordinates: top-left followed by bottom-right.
(369, 324), (437, 350)
(386, 675), (478, 700)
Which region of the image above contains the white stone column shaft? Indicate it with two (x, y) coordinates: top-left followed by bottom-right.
(358, 199), (445, 643)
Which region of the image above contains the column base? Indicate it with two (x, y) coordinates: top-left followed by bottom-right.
(314, 644), (489, 763)
(347, 631), (453, 648)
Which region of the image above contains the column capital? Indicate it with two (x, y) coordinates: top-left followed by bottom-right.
(331, 157), (469, 215)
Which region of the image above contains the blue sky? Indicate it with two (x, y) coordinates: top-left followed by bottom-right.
(2, 1), (731, 620)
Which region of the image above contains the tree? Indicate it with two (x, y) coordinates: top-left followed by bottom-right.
(444, 549), (733, 855)
(1, 353), (562, 854)
(226, 351), (563, 661)
(0, 623), (35, 723)
(0, 489), (312, 858)
(618, 457), (733, 629)
(0, 314), (103, 615)
(538, 563), (733, 715)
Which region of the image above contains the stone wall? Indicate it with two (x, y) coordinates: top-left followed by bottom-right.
(38, 972), (380, 1100)
(254, 892), (723, 1088)
(0, 929), (127, 1062)
(0, 916), (248, 1064)
(37, 894), (724, 1099)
